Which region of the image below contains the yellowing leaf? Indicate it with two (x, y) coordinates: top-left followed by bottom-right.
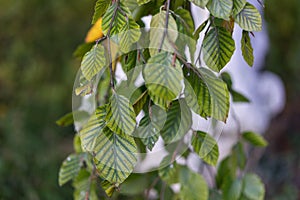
(85, 18), (104, 43)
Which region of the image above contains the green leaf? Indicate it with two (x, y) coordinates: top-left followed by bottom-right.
(184, 67), (230, 122)
(73, 170), (98, 200)
(102, 3), (130, 36)
(80, 44), (106, 81)
(202, 26), (235, 72)
(174, 8), (195, 36)
(232, 0), (246, 16)
(192, 131), (219, 166)
(149, 11), (178, 56)
(242, 131), (268, 147)
(193, 19), (208, 40)
(122, 50), (137, 73)
(143, 52), (183, 104)
(73, 134), (83, 153)
(73, 43), (93, 58)
(207, 0), (233, 20)
(158, 156), (179, 185)
(133, 90), (148, 115)
(241, 31), (254, 66)
(59, 154), (84, 186)
(231, 90), (250, 102)
(79, 106), (106, 152)
(119, 18), (141, 53)
(56, 112), (74, 127)
(94, 127), (137, 184)
(232, 142), (246, 169)
(161, 99), (192, 144)
(216, 156), (236, 189)
(242, 173), (265, 200)
(222, 179), (242, 200)
(179, 167), (209, 200)
(173, 8), (197, 61)
(188, 0), (209, 8)
(92, 0), (110, 24)
(135, 105), (166, 150)
(234, 3), (262, 31)
(137, 0), (151, 5)
(209, 189), (222, 200)
(106, 92), (136, 135)
(221, 72), (249, 102)
(101, 180), (117, 197)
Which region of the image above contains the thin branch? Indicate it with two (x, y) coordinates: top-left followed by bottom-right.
(160, 182), (166, 200)
(158, 0), (171, 52)
(106, 1), (120, 90)
(145, 176), (160, 199)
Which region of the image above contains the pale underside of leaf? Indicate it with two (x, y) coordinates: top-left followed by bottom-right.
(149, 11), (178, 56)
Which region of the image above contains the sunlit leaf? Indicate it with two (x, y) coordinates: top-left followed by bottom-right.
(94, 127), (137, 184)
(102, 3), (130, 36)
(137, 0), (151, 5)
(80, 44), (106, 81)
(232, 0), (246, 16)
(92, 0), (110, 24)
(119, 18), (141, 53)
(79, 106), (106, 152)
(241, 31), (254, 66)
(234, 3), (262, 31)
(202, 26), (235, 72)
(149, 11), (178, 56)
(143, 52), (183, 105)
(192, 131), (219, 166)
(184, 66), (230, 122)
(59, 154), (85, 186)
(106, 92), (136, 135)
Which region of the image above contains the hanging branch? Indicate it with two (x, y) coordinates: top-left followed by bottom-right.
(158, 0), (171, 52)
(105, 0), (121, 90)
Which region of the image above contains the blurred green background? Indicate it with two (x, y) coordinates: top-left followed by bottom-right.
(0, 0), (299, 199)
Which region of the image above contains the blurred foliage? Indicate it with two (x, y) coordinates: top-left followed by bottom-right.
(0, 0), (94, 199)
(257, 0), (300, 199)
